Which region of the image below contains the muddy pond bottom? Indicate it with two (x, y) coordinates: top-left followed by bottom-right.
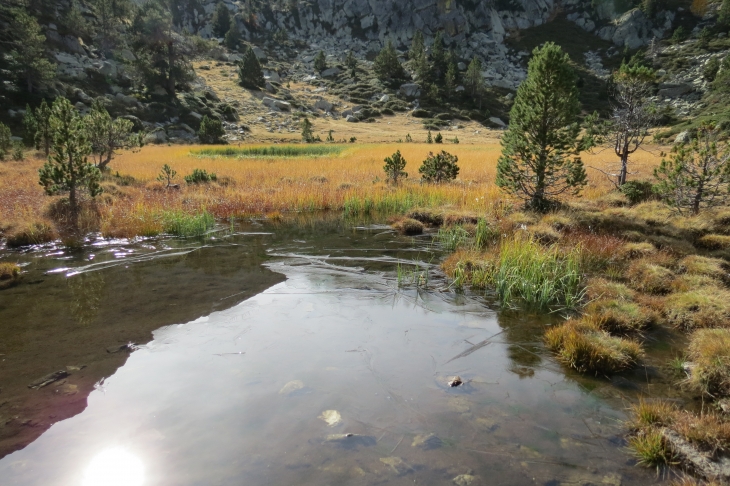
(0, 238), (659, 485)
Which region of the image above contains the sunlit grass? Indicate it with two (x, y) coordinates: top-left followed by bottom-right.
(192, 145), (346, 158)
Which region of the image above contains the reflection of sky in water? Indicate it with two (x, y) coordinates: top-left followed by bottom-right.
(0, 257), (660, 485)
(82, 448), (144, 486)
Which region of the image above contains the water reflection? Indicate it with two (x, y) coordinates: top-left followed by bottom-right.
(82, 448), (144, 486)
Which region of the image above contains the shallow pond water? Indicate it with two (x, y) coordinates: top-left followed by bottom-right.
(0, 218), (670, 485)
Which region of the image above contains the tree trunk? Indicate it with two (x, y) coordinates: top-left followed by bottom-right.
(693, 183), (704, 215)
(619, 151), (629, 186)
(26, 73), (33, 94)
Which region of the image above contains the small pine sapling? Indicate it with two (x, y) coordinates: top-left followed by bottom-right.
(383, 150), (408, 185)
(157, 164), (177, 188)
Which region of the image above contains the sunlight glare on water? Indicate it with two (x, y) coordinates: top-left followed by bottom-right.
(81, 447), (144, 486)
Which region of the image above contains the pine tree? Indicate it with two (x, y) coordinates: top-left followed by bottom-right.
(7, 10), (55, 94)
(96, 0), (133, 52)
(409, 30), (430, 83)
(301, 117), (314, 143)
(84, 101), (138, 170)
(224, 17), (241, 50)
(496, 43), (587, 211)
(383, 150), (408, 184)
(0, 123), (12, 161)
(314, 50), (327, 72)
(198, 115), (226, 144)
(409, 30), (425, 63)
(157, 164), (178, 188)
(431, 31), (447, 81)
(345, 51), (357, 78)
(720, 0), (730, 27)
(212, 2), (231, 37)
(374, 40), (405, 81)
(464, 57), (484, 100)
(419, 151), (459, 183)
(38, 98), (102, 222)
(238, 44), (264, 88)
(34, 99), (53, 156)
(444, 53), (459, 95)
(23, 105), (37, 147)
(654, 123), (730, 215)
(426, 130), (433, 144)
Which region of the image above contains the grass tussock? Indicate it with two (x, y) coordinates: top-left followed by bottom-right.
(620, 242), (657, 259)
(585, 278), (635, 301)
(673, 412), (730, 453)
(391, 217), (424, 235)
(5, 221), (57, 247)
(687, 329), (730, 398)
(664, 289), (730, 330)
(585, 299), (657, 334)
(545, 320), (643, 375)
(192, 145), (346, 158)
(626, 260), (675, 295)
(489, 235), (584, 310)
(628, 399), (678, 431)
(0, 262), (21, 289)
(696, 234), (730, 251)
(678, 256), (729, 282)
(627, 429), (673, 468)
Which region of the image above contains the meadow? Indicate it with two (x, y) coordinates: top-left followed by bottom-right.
(0, 142), (664, 240)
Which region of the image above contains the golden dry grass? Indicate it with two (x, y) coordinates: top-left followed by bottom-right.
(0, 142), (665, 239)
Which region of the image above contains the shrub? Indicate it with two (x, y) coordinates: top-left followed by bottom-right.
(545, 320), (643, 375)
(392, 218), (424, 235)
(620, 180), (656, 205)
(434, 132), (443, 144)
(238, 44), (264, 89)
(184, 168), (217, 184)
(198, 115), (226, 144)
(687, 328), (730, 397)
(419, 151), (459, 183)
(671, 26), (688, 44)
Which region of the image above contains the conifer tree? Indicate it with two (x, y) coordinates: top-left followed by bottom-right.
(7, 10), (55, 94)
(0, 123), (12, 161)
(464, 57), (484, 99)
(383, 150), (408, 184)
(84, 101), (138, 170)
(198, 115), (226, 144)
(374, 40), (405, 81)
(314, 50), (327, 72)
(445, 56), (459, 95)
(212, 2), (231, 37)
(301, 117), (314, 143)
(496, 43), (587, 211)
(431, 31), (447, 81)
(419, 151), (459, 183)
(23, 105), (37, 147)
(345, 51), (357, 78)
(238, 44), (264, 88)
(409, 30), (430, 83)
(224, 17), (241, 49)
(34, 100), (53, 156)
(38, 98), (102, 222)
(654, 123), (730, 215)
(720, 0), (730, 27)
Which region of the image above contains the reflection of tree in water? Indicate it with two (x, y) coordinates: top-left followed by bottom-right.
(497, 309), (559, 378)
(182, 237), (272, 277)
(67, 271), (106, 326)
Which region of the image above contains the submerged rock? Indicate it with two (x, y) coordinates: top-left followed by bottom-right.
(411, 433), (442, 449)
(448, 376), (463, 387)
(28, 370), (69, 389)
(319, 409), (342, 426)
(453, 474), (479, 485)
(279, 380), (305, 395)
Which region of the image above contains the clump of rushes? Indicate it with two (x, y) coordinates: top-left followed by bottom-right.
(441, 250), (493, 290)
(392, 218), (424, 236)
(161, 210), (215, 237)
(628, 429), (673, 468)
(489, 235), (584, 310)
(664, 289), (730, 330)
(696, 234), (730, 251)
(626, 260), (675, 294)
(436, 225), (471, 251)
(545, 319), (644, 375)
(5, 221), (56, 247)
(628, 398), (678, 431)
(687, 329), (730, 397)
(585, 299), (657, 334)
(0, 262), (21, 289)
